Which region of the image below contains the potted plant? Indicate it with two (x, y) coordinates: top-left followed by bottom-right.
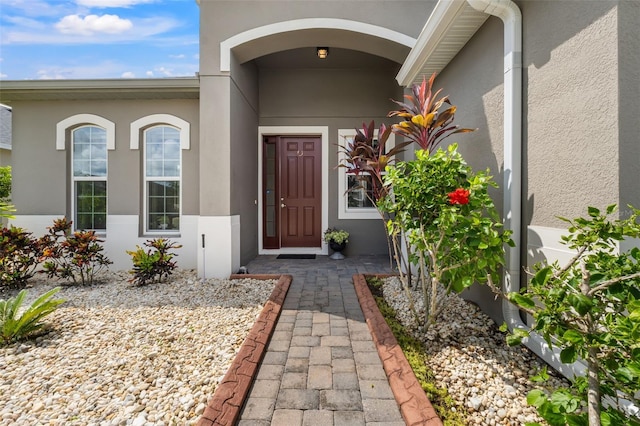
(323, 227), (349, 260)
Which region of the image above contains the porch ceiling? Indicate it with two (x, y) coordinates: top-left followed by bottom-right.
(396, 0), (489, 87)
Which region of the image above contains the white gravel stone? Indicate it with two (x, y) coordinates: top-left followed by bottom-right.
(0, 270), (275, 425)
(380, 276), (568, 425)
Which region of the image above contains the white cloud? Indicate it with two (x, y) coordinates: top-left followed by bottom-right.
(0, 74), (7, 79)
(121, 71), (135, 78)
(169, 54), (185, 59)
(76, 0), (155, 8)
(55, 14), (133, 36)
(146, 71), (154, 77)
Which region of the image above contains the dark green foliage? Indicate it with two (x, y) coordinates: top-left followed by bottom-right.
(0, 226), (42, 289)
(505, 205), (640, 426)
(39, 218), (112, 285)
(1, 287), (64, 346)
(0, 166), (10, 200)
(127, 238), (182, 286)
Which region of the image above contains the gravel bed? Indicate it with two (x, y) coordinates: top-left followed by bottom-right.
(0, 271), (276, 426)
(380, 276), (568, 426)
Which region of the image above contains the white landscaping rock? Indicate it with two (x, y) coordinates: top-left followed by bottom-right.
(380, 276), (568, 425)
(0, 271), (275, 425)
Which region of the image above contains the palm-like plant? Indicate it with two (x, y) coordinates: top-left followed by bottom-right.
(388, 73), (475, 152)
(0, 287), (64, 345)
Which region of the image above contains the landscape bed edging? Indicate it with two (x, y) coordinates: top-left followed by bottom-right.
(197, 274), (292, 426)
(353, 273), (443, 426)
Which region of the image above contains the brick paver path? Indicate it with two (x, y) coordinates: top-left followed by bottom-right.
(236, 255), (404, 425)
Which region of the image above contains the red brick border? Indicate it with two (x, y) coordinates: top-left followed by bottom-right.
(197, 274), (292, 426)
(353, 274), (443, 426)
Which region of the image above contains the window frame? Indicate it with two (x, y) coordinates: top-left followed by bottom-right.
(337, 129), (395, 220)
(71, 124), (108, 232)
(142, 125), (182, 235)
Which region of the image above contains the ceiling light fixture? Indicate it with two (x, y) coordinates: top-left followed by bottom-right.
(317, 47), (329, 59)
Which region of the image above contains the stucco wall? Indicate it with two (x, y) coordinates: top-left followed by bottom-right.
(0, 149), (11, 167)
(198, 0), (434, 75)
(522, 0), (620, 227)
(230, 59), (260, 264)
(10, 99), (199, 218)
(258, 54), (403, 255)
(431, 16), (505, 323)
(431, 1), (624, 323)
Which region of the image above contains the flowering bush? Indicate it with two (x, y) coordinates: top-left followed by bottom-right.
(378, 145), (512, 327)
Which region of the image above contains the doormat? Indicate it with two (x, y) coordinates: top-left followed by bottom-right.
(277, 254), (316, 260)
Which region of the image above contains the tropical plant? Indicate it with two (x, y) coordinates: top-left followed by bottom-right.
(0, 226), (42, 289)
(0, 201), (15, 219)
(378, 145), (512, 328)
(39, 218), (112, 285)
(388, 73), (475, 152)
(323, 228), (350, 245)
(338, 120), (411, 204)
(127, 238), (182, 286)
(0, 287), (65, 346)
(500, 205), (640, 426)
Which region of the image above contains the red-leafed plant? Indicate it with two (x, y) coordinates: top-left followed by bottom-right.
(338, 120), (411, 204)
(39, 218), (112, 285)
(388, 73), (475, 152)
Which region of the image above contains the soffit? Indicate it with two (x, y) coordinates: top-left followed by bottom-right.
(0, 78), (200, 102)
(396, 0), (489, 87)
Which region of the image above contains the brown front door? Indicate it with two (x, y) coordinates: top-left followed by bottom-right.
(262, 135), (322, 249)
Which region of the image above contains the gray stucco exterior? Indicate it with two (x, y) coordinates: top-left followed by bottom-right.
(0, 1), (637, 301)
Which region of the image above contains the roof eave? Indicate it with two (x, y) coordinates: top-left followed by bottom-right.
(396, 0), (489, 87)
(0, 77), (200, 102)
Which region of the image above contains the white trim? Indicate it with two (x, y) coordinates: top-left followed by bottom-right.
(0, 143), (12, 151)
(198, 215), (241, 278)
(56, 114), (115, 150)
(337, 129), (395, 219)
(130, 114), (190, 150)
(257, 126), (329, 255)
(220, 18), (415, 72)
(396, 0), (489, 86)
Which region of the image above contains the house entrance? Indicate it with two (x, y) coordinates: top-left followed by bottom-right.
(262, 135), (322, 249)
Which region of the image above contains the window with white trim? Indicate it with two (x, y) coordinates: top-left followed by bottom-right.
(144, 125), (181, 232)
(72, 125), (107, 231)
(337, 129), (395, 219)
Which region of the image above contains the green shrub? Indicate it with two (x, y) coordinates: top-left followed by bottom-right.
(0, 226), (42, 289)
(0, 166), (11, 200)
(39, 218), (112, 285)
(127, 238), (182, 286)
(0, 287), (64, 346)
(502, 205), (640, 426)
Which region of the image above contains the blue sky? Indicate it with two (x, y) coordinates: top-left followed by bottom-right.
(0, 0), (200, 80)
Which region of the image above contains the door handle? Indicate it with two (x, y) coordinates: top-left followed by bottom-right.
(281, 203), (286, 208)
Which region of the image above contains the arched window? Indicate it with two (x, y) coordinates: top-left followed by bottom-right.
(72, 125), (107, 230)
(144, 125), (181, 232)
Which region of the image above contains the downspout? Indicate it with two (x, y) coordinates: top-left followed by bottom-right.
(466, 0), (584, 378)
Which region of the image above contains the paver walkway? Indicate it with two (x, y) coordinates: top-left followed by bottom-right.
(236, 255), (405, 425)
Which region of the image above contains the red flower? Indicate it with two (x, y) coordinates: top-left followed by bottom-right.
(448, 188), (470, 205)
